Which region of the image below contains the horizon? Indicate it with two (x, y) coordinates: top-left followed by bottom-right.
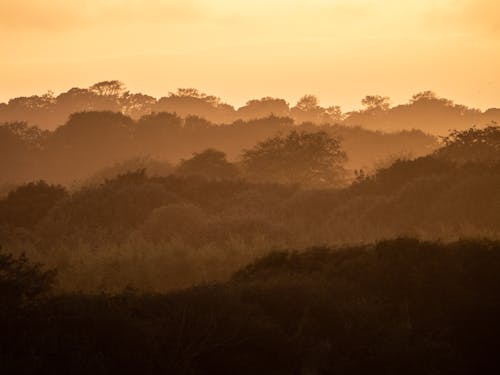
(1, 80), (498, 113)
(2, 2), (500, 372)
(2, 0), (499, 111)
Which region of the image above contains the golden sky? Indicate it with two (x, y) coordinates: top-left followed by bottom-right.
(1, 0), (499, 110)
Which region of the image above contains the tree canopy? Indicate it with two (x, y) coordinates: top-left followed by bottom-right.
(437, 125), (500, 164)
(176, 149), (239, 181)
(242, 131), (347, 188)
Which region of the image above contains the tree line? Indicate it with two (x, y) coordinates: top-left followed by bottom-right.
(0, 111), (437, 187)
(1, 126), (498, 292)
(1, 81), (498, 133)
(1, 238), (500, 374)
(0, 106), (499, 373)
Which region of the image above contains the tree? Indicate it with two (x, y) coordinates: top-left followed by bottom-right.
(0, 122), (49, 184)
(241, 131), (347, 187)
(291, 95), (326, 124)
(176, 149), (239, 180)
(120, 92), (156, 118)
(237, 97), (290, 120)
(361, 95), (390, 111)
(294, 95), (320, 112)
(436, 125), (500, 164)
(89, 80), (126, 97)
(410, 90), (437, 102)
(184, 115), (212, 131)
(0, 181), (67, 230)
(0, 249), (55, 312)
(324, 105), (344, 122)
(135, 112), (183, 156)
(154, 89), (236, 123)
(46, 111), (135, 182)
(169, 88), (222, 106)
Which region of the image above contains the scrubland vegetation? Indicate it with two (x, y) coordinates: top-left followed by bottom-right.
(1, 124), (498, 292)
(2, 239), (500, 374)
(1, 85), (499, 373)
(1, 81), (499, 134)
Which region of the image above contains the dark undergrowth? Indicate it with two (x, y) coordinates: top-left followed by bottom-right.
(2, 238), (500, 374)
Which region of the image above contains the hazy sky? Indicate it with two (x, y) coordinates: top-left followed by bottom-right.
(1, 0), (499, 110)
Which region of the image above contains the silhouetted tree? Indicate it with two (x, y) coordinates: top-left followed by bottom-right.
(345, 91), (486, 133)
(0, 249), (55, 311)
(135, 112), (183, 157)
(362, 95), (390, 111)
(410, 90), (452, 106)
(295, 95), (320, 112)
(324, 105), (344, 122)
(89, 80), (126, 97)
(291, 95), (324, 123)
(176, 149), (239, 181)
(184, 115), (212, 131)
(154, 89), (236, 123)
(121, 92), (156, 118)
(0, 181), (67, 230)
(237, 97), (290, 120)
(2, 83), (499, 133)
(0, 122), (49, 184)
(437, 125), (500, 164)
(44, 111), (135, 181)
(242, 131), (347, 187)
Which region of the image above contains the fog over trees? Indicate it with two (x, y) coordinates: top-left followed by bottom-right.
(1, 81), (499, 133)
(1, 82), (500, 374)
(0, 110), (438, 187)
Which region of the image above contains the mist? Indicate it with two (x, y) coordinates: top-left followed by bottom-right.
(2, 1), (500, 373)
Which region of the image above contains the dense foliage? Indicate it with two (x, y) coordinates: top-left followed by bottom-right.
(1, 81), (499, 134)
(0, 129), (499, 292)
(1, 239), (500, 374)
(241, 131), (347, 187)
(0, 111), (437, 185)
(0, 99), (499, 374)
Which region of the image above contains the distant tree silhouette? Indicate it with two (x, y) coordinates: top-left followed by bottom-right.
(242, 131), (347, 187)
(176, 149), (239, 181)
(89, 80), (126, 97)
(44, 111), (135, 181)
(292, 95), (324, 123)
(410, 90), (452, 105)
(184, 115), (212, 131)
(295, 95), (320, 112)
(1, 109), (440, 185)
(56, 87), (102, 116)
(345, 91), (488, 133)
(0, 121), (47, 150)
(324, 105), (344, 122)
(237, 97), (290, 120)
(0, 181), (67, 230)
(0, 122), (48, 183)
(0, 249), (55, 311)
(484, 108), (500, 124)
(437, 125), (500, 164)
(135, 112), (183, 157)
(153, 88), (235, 123)
(361, 95), (390, 111)
(121, 92), (156, 118)
(290, 95), (345, 124)
(1, 82), (498, 133)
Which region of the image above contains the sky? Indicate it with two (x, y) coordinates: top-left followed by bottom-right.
(1, 0), (499, 110)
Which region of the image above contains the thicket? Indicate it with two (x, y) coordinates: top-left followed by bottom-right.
(1, 238), (499, 374)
